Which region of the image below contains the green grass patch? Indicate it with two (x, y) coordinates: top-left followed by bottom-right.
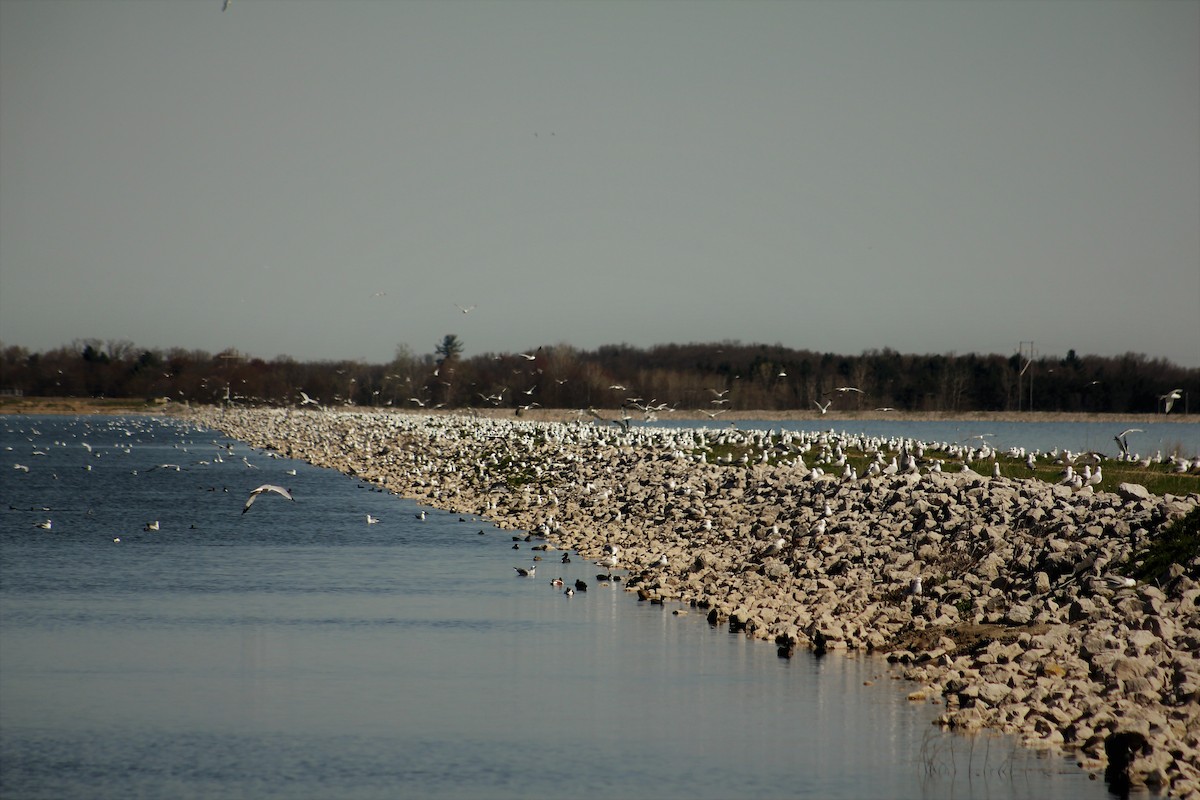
(1128, 505), (1200, 582)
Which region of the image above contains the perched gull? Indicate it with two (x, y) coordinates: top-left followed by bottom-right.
(242, 484), (294, 513)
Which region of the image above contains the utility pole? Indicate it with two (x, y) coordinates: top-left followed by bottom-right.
(1017, 341), (1035, 412)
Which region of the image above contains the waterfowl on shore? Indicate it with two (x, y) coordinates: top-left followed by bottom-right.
(1100, 575), (1136, 591)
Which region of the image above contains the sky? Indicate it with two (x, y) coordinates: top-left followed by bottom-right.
(1, 0), (1197, 367)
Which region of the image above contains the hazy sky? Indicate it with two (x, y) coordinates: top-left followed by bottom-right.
(2, 0), (1197, 367)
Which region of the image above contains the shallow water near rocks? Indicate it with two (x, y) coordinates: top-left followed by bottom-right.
(1, 415), (1129, 799)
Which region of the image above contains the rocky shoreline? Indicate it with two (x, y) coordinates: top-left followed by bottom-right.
(190, 406), (1200, 798)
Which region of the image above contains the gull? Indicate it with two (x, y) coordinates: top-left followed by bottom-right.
(299, 391), (320, 407)
(1114, 428), (1142, 458)
(704, 409), (727, 419)
(514, 565), (536, 577)
(1160, 389), (1183, 414)
(371, 291), (387, 298)
(242, 484), (294, 513)
(814, 400), (831, 415)
(835, 386), (864, 394)
(366, 514), (379, 524)
(144, 521), (159, 531)
(222, 0), (230, 10)
(910, 576), (923, 596)
(1101, 575), (1136, 591)
(517, 351), (539, 361)
(13, 463), (29, 472)
(455, 304), (477, 314)
(415, 511), (427, 520)
(709, 389), (730, 399)
(609, 384), (627, 391)
(33, 519), (52, 530)
(756, 537), (787, 560)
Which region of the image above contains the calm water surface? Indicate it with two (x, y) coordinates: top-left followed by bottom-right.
(1, 415), (1124, 798)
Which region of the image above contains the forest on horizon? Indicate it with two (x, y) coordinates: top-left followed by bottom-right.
(1, 338), (1196, 416)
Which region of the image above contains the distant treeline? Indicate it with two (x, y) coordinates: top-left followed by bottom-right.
(1, 338), (1196, 415)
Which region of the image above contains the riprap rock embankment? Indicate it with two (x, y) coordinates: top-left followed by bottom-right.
(193, 407), (1199, 798)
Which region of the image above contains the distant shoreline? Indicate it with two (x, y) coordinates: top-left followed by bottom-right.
(1, 396), (1195, 425)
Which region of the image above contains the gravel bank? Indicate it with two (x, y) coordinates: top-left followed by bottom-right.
(192, 406), (1200, 798)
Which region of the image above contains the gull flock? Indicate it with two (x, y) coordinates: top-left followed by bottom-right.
(5, 404), (1199, 795)
(191, 405), (1200, 796)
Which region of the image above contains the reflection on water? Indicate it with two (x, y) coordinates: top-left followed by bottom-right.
(1, 415), (1115, 799)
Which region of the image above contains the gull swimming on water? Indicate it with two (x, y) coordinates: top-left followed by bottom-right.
(242, 484), (294, 513)
(366, 514), (379, 524)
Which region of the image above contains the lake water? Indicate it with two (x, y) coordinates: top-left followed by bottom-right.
(0, 415), (1134, 799)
